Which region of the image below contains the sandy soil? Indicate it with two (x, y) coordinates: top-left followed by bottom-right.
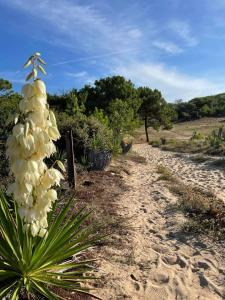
(96, 144), (225, 300)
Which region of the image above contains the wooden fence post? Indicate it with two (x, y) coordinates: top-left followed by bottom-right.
(66, 129), (77, 189)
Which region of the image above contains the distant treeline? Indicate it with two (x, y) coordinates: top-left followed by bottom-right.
(2, 75), (224, 151)
(173, 93), (225, 121)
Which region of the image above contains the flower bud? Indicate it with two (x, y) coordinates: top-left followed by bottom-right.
(22, 83), (33, 99)
(33, 79), (46, 96)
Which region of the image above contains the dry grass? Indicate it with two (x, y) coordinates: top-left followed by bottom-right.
(170, 183), (225, 240)
(156, 165), (177, 182)
(156, 164), (225, 240)
(134, 117), (225, 144)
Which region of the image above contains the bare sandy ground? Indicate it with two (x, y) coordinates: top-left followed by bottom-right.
(96, 144), (225, 300)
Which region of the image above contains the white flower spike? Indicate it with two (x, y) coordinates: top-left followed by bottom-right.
(7, 53), (63, 237)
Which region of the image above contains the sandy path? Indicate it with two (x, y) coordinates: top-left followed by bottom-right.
(96, 144), (225, 300)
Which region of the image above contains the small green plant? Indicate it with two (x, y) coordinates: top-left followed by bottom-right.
(0, 192), (99, 299)
(190, 131), (205, 141)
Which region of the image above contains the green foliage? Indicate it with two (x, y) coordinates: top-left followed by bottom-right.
(108, 99), (139, 135)
(65, 91), (85, 116)
(87, 118), (113, 151)
(174, 93), (225, 121)
(200, 104), (211, 117)
(206, 126), (225, 148)
(0, 74), (174, 155)
(149, 139), (161, 147)
(57, 112), (113, 152)
(0, 191), (99, 299)
(81, 76), (138, 112)
(92, 107), (109, 128)
(0, 78), (12, 96)
(48, 89), (86, 115)
(0, 93), (22, 135)
(138, 87), (174, 129)
(190, 131), (205, 141)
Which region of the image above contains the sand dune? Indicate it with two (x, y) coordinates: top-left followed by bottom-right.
(96, 144), (225, 300)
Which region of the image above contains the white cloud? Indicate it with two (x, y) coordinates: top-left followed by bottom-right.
(169, 20), (198, 46)
(3, 0), (145, 56)
(65, 71), (88, 78)
(3, 0), (223, 101)
(114, 61), (224, 101)
(152, 40), (183, 54)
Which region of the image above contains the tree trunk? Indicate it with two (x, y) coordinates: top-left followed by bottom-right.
(144, 116), (149, 143)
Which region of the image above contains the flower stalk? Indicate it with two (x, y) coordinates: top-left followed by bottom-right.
(6, 53), (63, 237)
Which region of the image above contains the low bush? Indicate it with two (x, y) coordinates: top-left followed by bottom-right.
(56, 112), (114, 155)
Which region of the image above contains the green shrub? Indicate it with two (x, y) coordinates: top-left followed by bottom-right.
(0, 93), (21, 135)
(56, 112), (113, 152)
(92, 107), (109, 128)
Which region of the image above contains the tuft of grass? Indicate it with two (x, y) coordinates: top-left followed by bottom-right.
(156, 165), (176, 182)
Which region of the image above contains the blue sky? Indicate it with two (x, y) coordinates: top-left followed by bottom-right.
(1, 0), (225, 101)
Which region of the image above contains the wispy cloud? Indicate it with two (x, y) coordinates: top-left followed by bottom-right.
(65, 71), (88, 78)
(2, 0), (224, 101)
(52, 48), (142, 66)
(3, 0), (146, 57)
(168, 20), (198, 47)
(0, 70), (25, 84)
(152, 40), (183, 54)
(114, 61), (224, 101)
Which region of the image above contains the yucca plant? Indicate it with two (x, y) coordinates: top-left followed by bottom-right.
(1, 53), (101, 300)
(0, 191), (100, 299)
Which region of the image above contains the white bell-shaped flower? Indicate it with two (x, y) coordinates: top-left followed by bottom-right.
(7, 79), (63, 237)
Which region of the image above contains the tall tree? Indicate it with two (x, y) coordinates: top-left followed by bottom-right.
(81, 76), (138, 112)
(138, 87), (174, 142)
